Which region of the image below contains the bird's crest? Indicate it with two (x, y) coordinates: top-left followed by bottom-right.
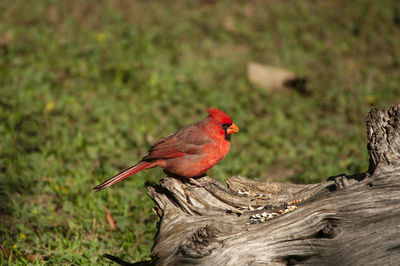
(206, 108), (232, 124)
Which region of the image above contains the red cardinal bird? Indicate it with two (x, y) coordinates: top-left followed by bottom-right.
(93, 108), (239, 191)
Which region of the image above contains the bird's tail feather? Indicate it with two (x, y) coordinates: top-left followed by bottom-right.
(93, 161), (155, 192)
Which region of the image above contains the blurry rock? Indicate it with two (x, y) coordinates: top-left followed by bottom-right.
(247, 62), (308, 94)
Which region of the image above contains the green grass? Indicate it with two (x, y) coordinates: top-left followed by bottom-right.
(1, 0), (400, 264)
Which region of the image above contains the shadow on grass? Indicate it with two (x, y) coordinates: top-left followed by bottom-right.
(103, 254), (153, 266)
(0, 171), (33, 240)
(0, 180), (16, 245)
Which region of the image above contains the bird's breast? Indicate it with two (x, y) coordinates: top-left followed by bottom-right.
(192, 138), (231, 172)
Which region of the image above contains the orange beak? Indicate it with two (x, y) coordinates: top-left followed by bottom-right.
(227, 123), (240, 134)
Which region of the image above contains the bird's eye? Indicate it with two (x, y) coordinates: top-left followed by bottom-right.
(221, 123), (231, 130)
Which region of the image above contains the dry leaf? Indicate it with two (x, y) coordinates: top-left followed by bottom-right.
(0, 246), (11, 261)
(105, 207), (117, 232)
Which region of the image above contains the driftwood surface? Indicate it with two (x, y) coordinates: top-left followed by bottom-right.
(125, 105), (400, 266)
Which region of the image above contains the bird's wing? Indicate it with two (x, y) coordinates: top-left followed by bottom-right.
(142, 134), (185, 160)
(175, 124), (210, 154)
(142, 124), (209, 161)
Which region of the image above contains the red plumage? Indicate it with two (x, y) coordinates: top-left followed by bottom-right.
(93, 108), (239, 191)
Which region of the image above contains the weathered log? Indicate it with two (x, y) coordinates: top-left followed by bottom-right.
(108, 104), (400, 265)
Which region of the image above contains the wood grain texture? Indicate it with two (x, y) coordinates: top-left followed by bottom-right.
(133, 104), (400, 266)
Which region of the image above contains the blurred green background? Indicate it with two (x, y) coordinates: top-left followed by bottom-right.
(1, 0), (400, 264)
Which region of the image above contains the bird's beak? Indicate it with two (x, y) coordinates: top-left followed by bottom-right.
(227, 123), (240, 134)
